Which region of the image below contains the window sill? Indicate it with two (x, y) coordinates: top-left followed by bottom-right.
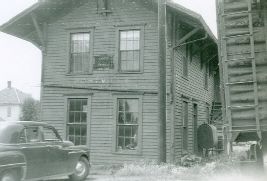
(117, 71), (143, 74)
(112, 150), (142, 156)
(66, 72), (93, 76)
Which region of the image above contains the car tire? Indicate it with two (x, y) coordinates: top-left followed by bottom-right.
(69, 157), (89, 181)
(0, 170), (20, 181)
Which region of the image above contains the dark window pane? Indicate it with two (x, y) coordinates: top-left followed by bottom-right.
(69, 127), (74, 135)
(81, 113), (87, 122)
(69, 112), (75, 123)
(118, 112), (124, 124)
(118, 126), (124, 137)
(118, 99), (124, 111)
(125, 112), (132, 123)
(81, 126), (87, 136)
(81, 137), (86, 145)
(125, 126), (131, 137)
(118, 137), (124, 148)
(74, 112), (81, 123)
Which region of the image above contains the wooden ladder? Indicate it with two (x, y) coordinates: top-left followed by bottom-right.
(221, 0), (261, 140)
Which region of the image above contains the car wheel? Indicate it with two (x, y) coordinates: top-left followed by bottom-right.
(69, 157), (89, 181)
(0, 170), (20, 181)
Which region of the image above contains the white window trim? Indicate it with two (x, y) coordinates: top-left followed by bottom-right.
(112, 94), (143, 155)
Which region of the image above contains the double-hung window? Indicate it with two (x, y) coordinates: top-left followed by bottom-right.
(182, 101), (188, 151)
(119, 29), (142, 72)
(69, 32), (91, 74)
(67, 98), (88, 145)
(114, 96), (142, 153)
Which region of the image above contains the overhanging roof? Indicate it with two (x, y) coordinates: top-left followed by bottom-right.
(0, 0), (217, 48)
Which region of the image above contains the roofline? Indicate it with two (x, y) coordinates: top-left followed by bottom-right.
(0, 0), (217, 44)
(0, 3), (40, 32)
(166, 1), (217, 43)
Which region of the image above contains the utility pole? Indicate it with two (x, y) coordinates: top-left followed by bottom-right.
(158, 0), (167, 163)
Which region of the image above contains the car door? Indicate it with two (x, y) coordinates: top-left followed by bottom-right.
(41, 126), (69, 176)
(19, 126), (49, 179)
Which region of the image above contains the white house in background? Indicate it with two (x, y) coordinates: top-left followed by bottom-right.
(0, 81), (31, 121)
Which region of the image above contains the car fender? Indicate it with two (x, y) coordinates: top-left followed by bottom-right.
(66, 146), (90, 171)
(0, 151), (26, 179)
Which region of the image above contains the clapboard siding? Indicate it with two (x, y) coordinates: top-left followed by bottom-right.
(173, 44), (216, 161)
(40, 0), (218, 165)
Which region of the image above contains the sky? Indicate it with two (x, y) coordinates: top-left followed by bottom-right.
(0, 0), (217, 100)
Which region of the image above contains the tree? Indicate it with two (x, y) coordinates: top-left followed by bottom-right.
(20, 97), (40, 121)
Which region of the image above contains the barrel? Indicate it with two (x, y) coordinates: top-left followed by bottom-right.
(197, 124), (218, 149)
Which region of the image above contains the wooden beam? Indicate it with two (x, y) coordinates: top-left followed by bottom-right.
(178, 27), (199, 45)
(31, 13), (45, 50)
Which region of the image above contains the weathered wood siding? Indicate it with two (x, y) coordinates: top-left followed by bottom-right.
(41, 0), (162, 165)
(172, 42), (216, 161)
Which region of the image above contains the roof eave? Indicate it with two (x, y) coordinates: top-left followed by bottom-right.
(166, 1), (217, 43)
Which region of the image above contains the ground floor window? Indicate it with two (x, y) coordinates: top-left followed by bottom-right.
(67, 98), (88, 145)
(114, 96), (142, 153)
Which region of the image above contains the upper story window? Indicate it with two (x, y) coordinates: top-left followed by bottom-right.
(70, 32), (90, 74)
(119, 30), (141, 72)
(204, 63), (209, 89)
(182, 56), (188, 78)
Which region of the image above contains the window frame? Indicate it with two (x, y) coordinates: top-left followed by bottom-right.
(182, 99), (189, 152)
(64, 95), (92, 146)
(112, 94), (143, 155)
(204, 63), (209, 89)
(115, 26), (144, 74)
(67, 28), (94, 75)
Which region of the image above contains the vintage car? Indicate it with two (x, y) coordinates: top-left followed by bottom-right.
(0, 121), (90, 181)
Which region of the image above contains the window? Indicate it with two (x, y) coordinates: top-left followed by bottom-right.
(204, 63), (209, 89)
(20, 127), (42, 143)
(182, 101), (188, 151)
(186, 44), (192, 62)
(183, 56), (188, 78)
(193, 103), (198, 154)
(67, 99), (88, 145)
(7, 106), (11, 117)
(115, 98), (141, 152)
(70, 32), (90, 73)
(206, 105), (210, 124)
(119, 30), (141, 72)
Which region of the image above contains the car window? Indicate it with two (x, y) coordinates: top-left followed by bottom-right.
(20, 127), (42, 143)
(42, 126), (61, 142)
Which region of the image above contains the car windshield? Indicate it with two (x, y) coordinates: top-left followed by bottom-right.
(0, 123), (22, 144)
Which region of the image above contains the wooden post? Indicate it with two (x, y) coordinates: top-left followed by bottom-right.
(158, 0), (167, 163)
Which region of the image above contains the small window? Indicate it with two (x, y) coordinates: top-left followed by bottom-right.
(7, 106), (11, 117)
(119, 30), (141, 72)
(183, 56), (188, 78)
(182, 101), (188, 151)
(186, 44), (192, 62)
(70, 33), (90, 73)
(20, 127), (42, 143)
(116, 98), (140, 152)
(67, 98), (88, 145)
(204, 63), (209, 89)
